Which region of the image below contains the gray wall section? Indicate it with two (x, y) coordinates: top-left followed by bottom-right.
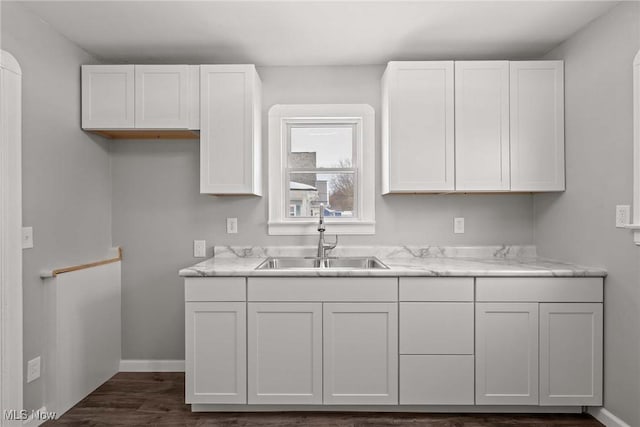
(112, 65), (534, 360)
(534, 3), (640, 426)
(1, 2), (112, 413)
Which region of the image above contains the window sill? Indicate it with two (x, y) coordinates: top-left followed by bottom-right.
(622, 224), (640, 245)
(268, 221), (375, 236)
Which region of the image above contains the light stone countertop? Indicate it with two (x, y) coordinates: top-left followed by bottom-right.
(178, 245), (607, 278)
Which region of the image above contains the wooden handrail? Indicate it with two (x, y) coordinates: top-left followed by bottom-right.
(40, 247), (122, 278)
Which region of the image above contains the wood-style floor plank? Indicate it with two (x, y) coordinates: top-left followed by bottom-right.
(43, 373), (603, 427)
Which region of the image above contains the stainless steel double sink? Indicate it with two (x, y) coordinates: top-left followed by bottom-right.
(255, 256), (388, 270)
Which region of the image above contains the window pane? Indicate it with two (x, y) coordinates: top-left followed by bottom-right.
(289, 126), (353, 169)
(288, 172), (356, 218)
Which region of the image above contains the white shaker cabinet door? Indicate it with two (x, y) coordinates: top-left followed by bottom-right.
(540, 303), (603, 406)
(200, 65), (262, 195)
(82, 65), (134, 129)
(455, 61), (510, 191)
(475, 303), (539, 405)
(323, 303), (398, 404)
(135, 65), (191, 129)
(382, 61), (455, 193)
(247, 303), (322, 404)
(185, 302), (246, 404)
(510, 61), (565, 191)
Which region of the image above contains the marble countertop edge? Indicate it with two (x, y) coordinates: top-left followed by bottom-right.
(178, 252), (607, 278)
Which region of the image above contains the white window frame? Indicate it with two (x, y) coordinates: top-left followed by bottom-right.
(0, 50), (23, 423)
(268, 104), (375, 235)
(630, 49), (640, 244)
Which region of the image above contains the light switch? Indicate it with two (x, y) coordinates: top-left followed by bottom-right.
(193, 240), (206, 258)
(27, 356), (40, 383)
(454, 217), (465, 234)
(227, 218), (238, 234)
(616, 205), (630, 228)
(22, 226), (33, 249)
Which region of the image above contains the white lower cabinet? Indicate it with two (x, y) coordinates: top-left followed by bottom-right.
(400, 355), (474, 405)
(475, 278), (604, 407)
(398, 278), (475, 405)
(185, 302), (246, 404)
(247, 303), (322, 404)
(184, 276), (603, 409)
(475, 303), (539, 405)
(323, 303), (398, 404)
(539, 303), (603, 406)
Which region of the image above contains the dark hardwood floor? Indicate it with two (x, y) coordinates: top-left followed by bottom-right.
(44, 373), (604, 426)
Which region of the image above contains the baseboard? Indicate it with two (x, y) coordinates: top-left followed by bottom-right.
(119, 359), (185, 372)
(22, 407), (56, 427)
(588, 407), (631, 427)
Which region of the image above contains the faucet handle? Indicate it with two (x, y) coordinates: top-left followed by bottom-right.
(325, 235), (338, 250)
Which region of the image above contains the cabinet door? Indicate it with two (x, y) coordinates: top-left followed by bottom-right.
(185, 302), (246, 404)
(382, 61), (454, 193)
(247, 303), (322, 404)
(323, 302), (398, 404)
(200, 65), (261, 195)
(510, 61), (565, 191)
(82, 65), (134, 129)
(476, 303), (539, 405)
(540, 303), (603, 406)
(455, 61), (510, 191)
(135, 65), (190, 129)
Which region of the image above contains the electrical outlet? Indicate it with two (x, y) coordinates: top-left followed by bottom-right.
(27, 356), (40, 383)
(454, 217), (465, 234)
(226, 218), (238, 234)
(193, 240), (206, 258)
(616, 205), (631, 228)
(22, 226), (33, 249)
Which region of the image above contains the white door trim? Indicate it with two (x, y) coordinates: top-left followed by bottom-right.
(0, 49), (23, 426)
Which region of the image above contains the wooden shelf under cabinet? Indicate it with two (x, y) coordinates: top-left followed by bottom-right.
(87, 129), (200, 140)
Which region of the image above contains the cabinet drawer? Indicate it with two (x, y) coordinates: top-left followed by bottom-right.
(399, 277), (473, 301)
(185, 278), (246, 301)
(248, 277), (397, 302)
(400, 302), (473, 354)
(400, 355), (474, 405)
(476, 277), (603, 302)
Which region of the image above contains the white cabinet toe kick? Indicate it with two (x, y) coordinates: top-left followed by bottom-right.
(184, 276), (603, 411)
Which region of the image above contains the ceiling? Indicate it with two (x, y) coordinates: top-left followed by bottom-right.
(18, 0), (618, 66)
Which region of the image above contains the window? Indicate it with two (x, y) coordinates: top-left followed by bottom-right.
(268, 104), (375, 235)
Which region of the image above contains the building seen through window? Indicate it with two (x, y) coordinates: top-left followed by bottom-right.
(287, 125), (356, 218)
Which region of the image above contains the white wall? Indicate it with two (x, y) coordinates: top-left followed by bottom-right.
(1, 2), (113, 413)
(534, 3), (640, 426)
(111, 65), (535, 360)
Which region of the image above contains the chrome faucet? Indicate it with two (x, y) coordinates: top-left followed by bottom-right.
(317, 204), (338, 267)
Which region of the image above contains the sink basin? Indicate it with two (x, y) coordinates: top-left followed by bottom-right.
(255, 256), (389, 270)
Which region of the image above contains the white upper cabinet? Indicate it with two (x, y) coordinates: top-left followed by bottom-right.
(382, 61), (455, 193)
(510, 61), (565, 191)
(200, 65), (262, 195)
(82, 64), (199, 136)
(82, 65), (135, 129)
(382, 60), (564, 193)
(135, 65), (195, 129)
(455, 61), (510, 191)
